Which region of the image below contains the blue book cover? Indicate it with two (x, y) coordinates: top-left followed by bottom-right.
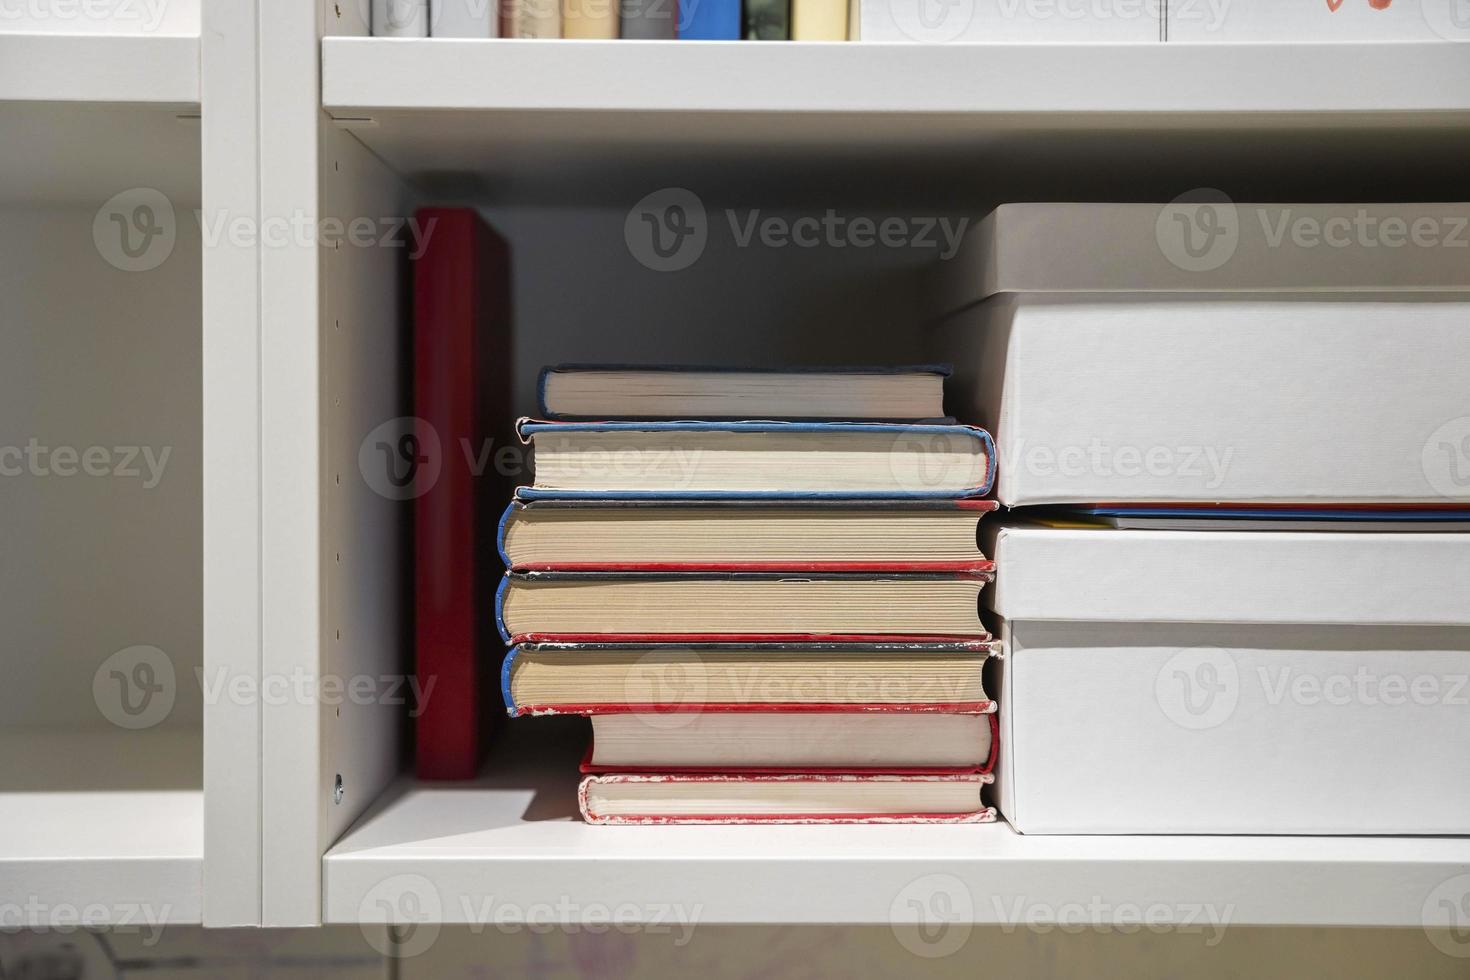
(677, 0), (740, 38)
(514, 419), (996, 501)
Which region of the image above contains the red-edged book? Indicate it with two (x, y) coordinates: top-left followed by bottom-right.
(498, 498), (998, 573)
(413, 208), (512, 780)
(495, 569), (994, 645)
(503, 640), (996, 717)
(578, 772), (998, 825)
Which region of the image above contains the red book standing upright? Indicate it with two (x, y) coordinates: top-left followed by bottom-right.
(414, 208), (512, 779)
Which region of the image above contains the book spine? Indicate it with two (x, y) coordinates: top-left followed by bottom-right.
(431, 0), (499, 35)
(621, 0), (678, 36)
(500, 645), (521, 717)
(678, 0), (739, 38)
(791, 0), (845, 39)
(562, 0), (619, 36)
(744, 0), (789, 38)
(503, 0), (562, 36)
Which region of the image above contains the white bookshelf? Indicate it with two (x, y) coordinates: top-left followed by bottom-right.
(324, 718), (1470, 927)
(0, 33), (198, 105)
(0, 3), (215, 929)
(5, 2), (1470, 931)
(0, 728), (203, 925)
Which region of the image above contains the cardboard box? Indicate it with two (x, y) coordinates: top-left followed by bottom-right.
(1169, 0), (1470, 43)
(936, 292), (1470, 507)
(859, 0), (1160, 43)
(987, 523), (1470, 834)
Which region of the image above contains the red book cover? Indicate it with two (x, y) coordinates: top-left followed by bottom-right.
(576, 712), (1001, 776)
(414, 208), (512, 780)
(578, 773), (998, 825)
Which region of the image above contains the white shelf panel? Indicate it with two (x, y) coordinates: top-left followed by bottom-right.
(324, 38), (1470, 117)
(320, 39), (1470, 205)
(0, 727), (203, 925)
(0, 33), (199, 105)
(324, 719), (1470, 926)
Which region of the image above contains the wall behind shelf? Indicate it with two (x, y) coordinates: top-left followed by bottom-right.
(474, 203), (966, 416)
(0, 205), (201, 730)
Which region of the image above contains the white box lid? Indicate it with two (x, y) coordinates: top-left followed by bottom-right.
(986, 522), (1470, 625)
(938, 202), (1470, 307)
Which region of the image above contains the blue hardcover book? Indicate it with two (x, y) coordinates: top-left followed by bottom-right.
(677, 0), (739, 38)
(537, 364), (953, 422)
(514, 419), (996, 501)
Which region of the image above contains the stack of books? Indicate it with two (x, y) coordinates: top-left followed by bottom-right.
(495, 365), (1000, 824)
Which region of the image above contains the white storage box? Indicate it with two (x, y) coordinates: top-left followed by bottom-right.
(1169, 0), (1470, 43)
(859, 0), (1160, 43)
(986, 522), (1470, 834)
(938, 292), (1470, 507)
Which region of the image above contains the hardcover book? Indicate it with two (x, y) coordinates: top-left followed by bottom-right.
(582, 710), (997, 772)
(498, 498), (997, 571)
(496, 570), (994, 643)
(677, 0), (739, 37)
(537, 364), (951, 421)
(412, 208), (513, 780)
(501, 640), (995, 716)
(579, 773), (997, 824)
(515, 420), (995, 500)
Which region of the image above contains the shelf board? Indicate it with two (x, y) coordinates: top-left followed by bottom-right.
(0, 33), (199, 106)
(0, 727), (202, 925)
(321, 39), (1470, 205)
(324, 717), (1470, 926)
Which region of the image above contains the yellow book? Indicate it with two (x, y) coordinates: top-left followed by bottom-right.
(792, 0), (846, 39)
(562, 0), (618, 37)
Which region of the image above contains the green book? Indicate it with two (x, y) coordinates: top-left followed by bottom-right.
(745, 0), (790, 39)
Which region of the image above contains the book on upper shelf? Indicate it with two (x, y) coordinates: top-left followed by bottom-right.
(537, 364), (953, 421)
(578, 773), (997, 825)
(515, 420), (995, 500)
(495, 570), (993, 643)
(497, 498), (997, 571)
(581, 710), (997, 773)
(501, 640), (996, 716)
